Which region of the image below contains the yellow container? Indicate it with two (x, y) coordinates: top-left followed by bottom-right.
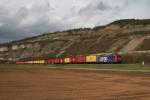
(64, 58), (71, 63)
(86, 55), (96, 63)
(35, 61), (38, 64)
(39, 60), (45, 64)
(36, 61), (39, 64)
(33, 61), (36, 64)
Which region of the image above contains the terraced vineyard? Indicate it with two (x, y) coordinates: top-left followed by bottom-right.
(0, 19), (150, 63)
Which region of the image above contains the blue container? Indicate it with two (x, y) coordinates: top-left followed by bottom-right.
(96, 54), (115, 63)
(105, 54), (115, 63)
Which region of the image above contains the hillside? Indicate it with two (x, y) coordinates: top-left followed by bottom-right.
(0, 19), (150, 63)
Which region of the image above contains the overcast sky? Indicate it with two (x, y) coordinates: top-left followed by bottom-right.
(0, 0), (150, 43)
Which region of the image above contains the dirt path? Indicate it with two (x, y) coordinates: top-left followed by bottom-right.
(0, 69), (150, 100)
(123, 37), (145, 51)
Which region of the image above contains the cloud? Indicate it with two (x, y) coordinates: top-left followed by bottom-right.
(79, 0), (110, 14)
(0, 0), (150, 43)
(65, 0), (128, 28)
(0, 0), (65, 43)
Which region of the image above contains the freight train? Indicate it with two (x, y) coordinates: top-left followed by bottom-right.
(16, 53), (122, 64)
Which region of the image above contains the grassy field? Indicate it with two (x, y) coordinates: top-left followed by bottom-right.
(0, 64), (150, 72)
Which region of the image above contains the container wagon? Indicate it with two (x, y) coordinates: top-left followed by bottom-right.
(16, 53), (122, 64)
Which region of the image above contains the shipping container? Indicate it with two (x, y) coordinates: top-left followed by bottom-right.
(37, 60), (41, 64)
(33, 61), (35, 64)
(33, 61), (36, 64)
(97, 54), (116, 63)
(86, 55), (97, 63)
(23, 61), (28, 64)
(70, 57), (77, 63)
(47, 59), (52, 64)
(76, 56), (86, 63)
(59, 58), (64, 63)
(64, 58), (71, 63)
(16, 61), (25, 64)
(99, 56), (108, 63)
(96, 55), (102, 63)
(36, 60), (39, 64)
(54, 58), (60, 64)
(51, 59), (55, 64)
(38, 60), (45, 64)
(27, 61), (33, 64)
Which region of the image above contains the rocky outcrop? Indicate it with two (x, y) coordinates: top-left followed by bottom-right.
(0, 47), (8, 52)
